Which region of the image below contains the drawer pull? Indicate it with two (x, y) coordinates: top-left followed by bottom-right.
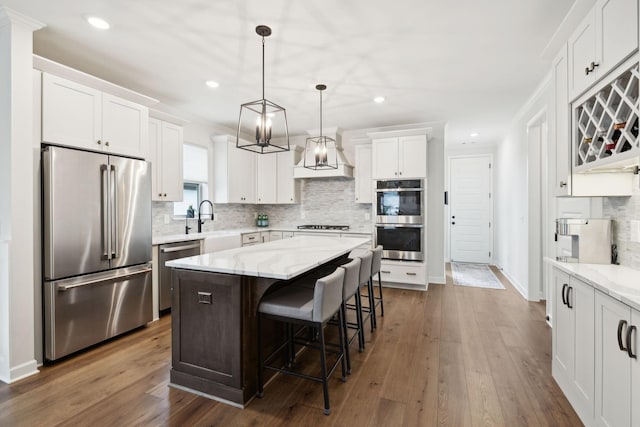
(627, 325), (636, 359)
(406, 272), (417, 276)
(381, 270), (391, 274)
(618, 320), (628, 352)
(198, 291), (212, 304)
(247, 236), (256, 240)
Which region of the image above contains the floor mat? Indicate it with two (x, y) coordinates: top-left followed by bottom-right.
(451, 262), (505, 289)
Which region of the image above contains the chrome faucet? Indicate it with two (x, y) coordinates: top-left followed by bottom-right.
(198, 200), (214, 233)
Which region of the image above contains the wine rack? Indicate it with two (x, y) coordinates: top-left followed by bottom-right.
(574, 62), (639, 171)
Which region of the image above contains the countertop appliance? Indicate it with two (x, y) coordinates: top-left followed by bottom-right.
(296, 225), (350, 230)
(42, 145), (152, 361)
(159, 241), (201, 311)
(556, 218), (612, 263)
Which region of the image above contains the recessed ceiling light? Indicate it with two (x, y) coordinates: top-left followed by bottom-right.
(205, 80), (219, 88)
(374, 96), (385, 104)
(470, 132), (479, 137)
(86, 15), (110, 30)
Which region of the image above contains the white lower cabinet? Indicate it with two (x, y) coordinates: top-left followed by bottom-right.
(594, 291), (639, 427)
(552, 265), (640, 427)
(378, 260), (426, 286)
(552, 268), (595, 425)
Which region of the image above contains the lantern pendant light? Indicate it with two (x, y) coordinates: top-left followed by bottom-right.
(304, 84), (338, 170)
(236, 25), (290, 154)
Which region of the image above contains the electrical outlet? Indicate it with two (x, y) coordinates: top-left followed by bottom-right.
(364, 213), (370, 220)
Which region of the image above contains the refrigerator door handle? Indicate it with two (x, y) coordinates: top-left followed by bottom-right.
(101, 164), (111, 260)
(56, 266), (152, 291)
(110, 164), (119, 260)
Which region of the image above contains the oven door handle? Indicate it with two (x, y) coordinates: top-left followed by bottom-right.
(375, 188), (423, 193)
(376, 225), (424, 229)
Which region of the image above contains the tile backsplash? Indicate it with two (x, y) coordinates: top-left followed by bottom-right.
(152, 177), (373, 236)
(603, 176), (640, 269)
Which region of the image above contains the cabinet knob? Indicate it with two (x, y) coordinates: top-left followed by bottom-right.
(399, 171), (402, 175)
(585, 66), (591, 75)
(105, 141), (110, 146)
(97, 139), (102, 145)
(559, 181), (567, 188)
(163, 193), (167, 197)
(158, 193), (162, 197)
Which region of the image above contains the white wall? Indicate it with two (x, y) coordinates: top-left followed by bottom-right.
(0, 7), (43, 383)
(494, 76), (552, 299)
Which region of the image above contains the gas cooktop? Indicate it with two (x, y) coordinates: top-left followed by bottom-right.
(297, 225), (350, 231)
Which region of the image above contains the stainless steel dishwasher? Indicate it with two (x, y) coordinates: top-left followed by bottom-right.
(159, 240), (201, 311)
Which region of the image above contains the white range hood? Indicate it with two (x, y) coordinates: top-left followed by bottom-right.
(293, 127), (354, 179)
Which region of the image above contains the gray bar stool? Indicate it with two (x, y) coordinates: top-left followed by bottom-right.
(338, 257), (364, 374)
(371, 245), (385, 325)
(257, 268), (347, 415)
(354, 251), (375, 338)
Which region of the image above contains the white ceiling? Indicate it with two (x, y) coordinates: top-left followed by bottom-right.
(2, 0), (577, 145)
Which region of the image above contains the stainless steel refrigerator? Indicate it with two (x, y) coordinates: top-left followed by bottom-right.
(42, 145), (152, 361)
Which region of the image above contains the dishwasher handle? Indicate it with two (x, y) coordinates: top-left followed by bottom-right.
(161, 243), (201, 253)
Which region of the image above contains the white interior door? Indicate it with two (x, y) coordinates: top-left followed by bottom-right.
(449, 155), (492, 263)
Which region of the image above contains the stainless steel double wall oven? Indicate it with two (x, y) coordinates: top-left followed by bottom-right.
(374, 179), (424, 261)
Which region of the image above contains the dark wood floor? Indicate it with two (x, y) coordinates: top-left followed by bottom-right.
(0, 265), (583, 426)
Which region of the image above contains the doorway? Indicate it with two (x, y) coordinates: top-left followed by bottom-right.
(527, 109), (548, 302)
(448, 155), (493, 263)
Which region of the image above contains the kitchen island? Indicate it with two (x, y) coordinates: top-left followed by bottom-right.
(165, 236), (370, 407)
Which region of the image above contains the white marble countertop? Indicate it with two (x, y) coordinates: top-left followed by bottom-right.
(152, 227), (372, 245)
(166, 236), (370, 280)
(546, 258), (640, 311)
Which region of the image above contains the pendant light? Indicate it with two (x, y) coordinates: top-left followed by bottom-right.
(304, 84), (338, 170)
(236, 25), (290, 154)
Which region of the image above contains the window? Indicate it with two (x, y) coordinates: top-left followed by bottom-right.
(173, 182), (203, 216)
(174, 143), (209, 216)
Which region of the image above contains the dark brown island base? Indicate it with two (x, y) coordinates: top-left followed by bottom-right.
(166, 236), (370, 406)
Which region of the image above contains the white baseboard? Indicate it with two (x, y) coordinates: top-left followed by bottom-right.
(429, 275), (446, 285)
(493, 263), (528, 300)
(382, 282), (428, 292)
(0, 359), (39, 384)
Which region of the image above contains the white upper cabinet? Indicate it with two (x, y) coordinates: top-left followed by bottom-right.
(213, 136), (301, 205)
(354, 144), (372, 203)
(569, 0), (638, 100)
(256, 154), (277, 204)
(372, 135), (427, 179)
(149, 118), (183, 202)
(101, 93), (149, 158)
(568, 9), (597, 100)
(276, 148), (301, 204)
(42, 73), (101, 149)
(212, 136), (256, 204)
(595, 0), (638, 79)
(42, 73), (149, 158)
